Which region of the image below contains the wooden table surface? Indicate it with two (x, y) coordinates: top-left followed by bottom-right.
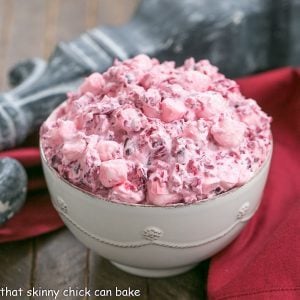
(0, 1), (209, 299)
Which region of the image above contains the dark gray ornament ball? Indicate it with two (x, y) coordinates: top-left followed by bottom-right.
(0, 158), (27, 225)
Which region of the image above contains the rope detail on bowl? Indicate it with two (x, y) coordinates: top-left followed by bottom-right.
(53, 201), (259, 249)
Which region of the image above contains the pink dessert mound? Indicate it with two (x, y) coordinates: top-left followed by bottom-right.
(41, 54), (272, 206)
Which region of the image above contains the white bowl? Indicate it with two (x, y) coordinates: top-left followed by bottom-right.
(41, 145), (272, 278)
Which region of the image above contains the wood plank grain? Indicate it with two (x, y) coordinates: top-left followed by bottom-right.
(3, 0), (48, 90)
(56, 0), (87, 42)
(0, 0), (14, 89)
(0, 240), (33, 299)
(32, 229), (88, 300)
(114, 0), (140, 24)
(148, 261), (210, 300)
(43, 0), (59, 58)
(97, 0), (140, 25)
(88, 254), (148, 299)
(86, 0), (100, 29)
(44, 0), (140, 53)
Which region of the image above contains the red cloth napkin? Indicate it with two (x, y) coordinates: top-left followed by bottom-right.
(0, 148), (64, 243)
(208, 67), (300, 299)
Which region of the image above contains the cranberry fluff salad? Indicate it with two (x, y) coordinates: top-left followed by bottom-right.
(40, 55), (272, 206)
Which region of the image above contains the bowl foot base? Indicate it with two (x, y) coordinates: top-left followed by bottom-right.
(110, 261), (197, 278)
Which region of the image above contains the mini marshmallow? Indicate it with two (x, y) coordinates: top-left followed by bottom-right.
(97, 140), (123, 161)
(62, 140), (86, 161)
(110, 181), (145, 204)
(58, 120), (77, 141)
(79, 73), (104, 95)
(99, 159), (128, 188)
(161, 98), (187, 123)
(147, 180), (181, 206)
(115, 108), (146, 132)
(211, 117), (245, 148)
(195, 92), (227, 120)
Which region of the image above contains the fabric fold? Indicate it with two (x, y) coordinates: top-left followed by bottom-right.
(208, 68), (300, 300)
